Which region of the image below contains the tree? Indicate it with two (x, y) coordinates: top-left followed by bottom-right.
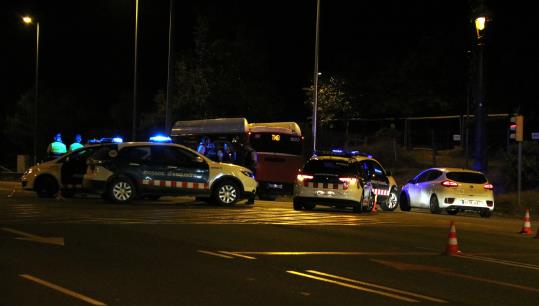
(304, 75), (353, 126)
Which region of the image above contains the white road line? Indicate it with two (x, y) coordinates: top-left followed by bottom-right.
(218, 251), (256, 260)
(457, 254), (539, 271)
(19, 274), (106, 306)
(286, 270), (419, 302)
(197, 250), (234, 259)
(307, 270), (447, 303)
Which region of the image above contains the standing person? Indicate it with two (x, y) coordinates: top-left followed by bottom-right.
(46, 133), (67, 160)
(69, 134), (84, 151)
(197, 137), (208, 155)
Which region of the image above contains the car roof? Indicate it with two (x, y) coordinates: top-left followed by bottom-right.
(425, 167), (486, 175)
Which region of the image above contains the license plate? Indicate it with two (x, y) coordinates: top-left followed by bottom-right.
(268, 183), (283, 189)
(462, 200), (478, 205)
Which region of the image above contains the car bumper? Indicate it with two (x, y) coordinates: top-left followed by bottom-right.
(440, 197), (494, 211)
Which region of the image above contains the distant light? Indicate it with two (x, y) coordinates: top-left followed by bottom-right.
(22, 16), (33, 24)
(112, 137), (123, 143)
(149, 135), (172, 143)
(475, 17), (486, 31)
(331, 148), (344, 154)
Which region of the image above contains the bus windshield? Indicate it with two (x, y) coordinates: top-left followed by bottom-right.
(249, 133), (302, 155)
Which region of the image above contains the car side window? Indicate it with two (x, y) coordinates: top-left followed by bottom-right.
(358, 161), (370, 179)
(153, 146), (201, 166)
(426, 170), (443, 181)
(370, 161), (386, 179)
(119, 146), (151, 163)
(415, 170), (431, 183)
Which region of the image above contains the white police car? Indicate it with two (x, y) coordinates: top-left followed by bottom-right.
(83, 140), (257, 205)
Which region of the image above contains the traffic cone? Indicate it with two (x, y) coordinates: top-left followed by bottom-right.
(443, 221), (461, 255)
(519, 209), (532, 235)
(372, 195), (378, 213)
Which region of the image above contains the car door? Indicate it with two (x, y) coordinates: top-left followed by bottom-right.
(116, 145), (154, 193)
(407, 170), (430, 207)
(60, 146), (101, 189)
(150, 145), (210, 196)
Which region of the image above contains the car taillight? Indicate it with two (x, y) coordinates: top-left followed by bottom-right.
(441, 180), (459, 187)
(297, 174), (313, 182)
(483, 183), (494, 190)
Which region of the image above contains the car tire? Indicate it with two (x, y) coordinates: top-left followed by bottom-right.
(108, 177), (136, 203)
(212, 180), (241, 206)
(399, 192), (411, 211)
(429, 195), (441, 214)
(293, 199), (303, 210)
(381, 187), (399, 211)
(35, 176), (59, 198)
(479, 209), (492, 218)
(361, 190), (375, 213)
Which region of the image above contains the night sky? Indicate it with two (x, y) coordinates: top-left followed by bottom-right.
(1, 1), (538, 144)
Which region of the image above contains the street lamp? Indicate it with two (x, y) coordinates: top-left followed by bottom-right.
(312, 0), (321, 155)
(22, 16), (40, 165)
(132, 0), (140, 141)
(472, 15), (488, 172)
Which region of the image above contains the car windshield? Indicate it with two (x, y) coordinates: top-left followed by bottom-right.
(446, 172), (487, 184)
(302, 159), (356, 176)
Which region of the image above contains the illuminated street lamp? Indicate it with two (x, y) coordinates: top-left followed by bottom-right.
(472, 14), (488, 172)
(22, 16), (40, 164)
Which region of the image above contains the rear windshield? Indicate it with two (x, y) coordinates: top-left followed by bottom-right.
(302, 160), (356, 176)
(446, 172), (487, 184)
(90, 145), (118, 161)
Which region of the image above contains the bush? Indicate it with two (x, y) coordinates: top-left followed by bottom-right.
(500, 142), (539, 192)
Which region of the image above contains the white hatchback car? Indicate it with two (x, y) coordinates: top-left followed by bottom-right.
(399, 168), (494, 218)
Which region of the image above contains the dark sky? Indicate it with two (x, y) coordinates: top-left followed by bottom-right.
(2, 1), (537, 124)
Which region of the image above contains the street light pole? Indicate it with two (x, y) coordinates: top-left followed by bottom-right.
(132, 0), (140, 141)
(165, 0), (175, 133)
(22, 17), (39, 164)
(472, 16), (487, 172)
(312, 0), (321, 154)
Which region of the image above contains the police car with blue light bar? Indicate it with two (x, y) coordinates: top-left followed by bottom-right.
(83, 139), (257, 205)
(293, 149), (398, 212)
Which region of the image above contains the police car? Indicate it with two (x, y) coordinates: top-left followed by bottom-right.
(293, 149), (398, 212)
(21, 143), (114, 197)
(83, 141), (257, 205)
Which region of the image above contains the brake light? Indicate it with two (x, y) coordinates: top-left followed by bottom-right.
(483, 183), (494, 190)
(297, 174), (313, 182)
(339, 177), (358, 185)
(441, 180), (459, 187)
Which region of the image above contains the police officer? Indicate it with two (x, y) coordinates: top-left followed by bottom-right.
(46, 133), (67, 159)
(69, 134), (84, 151)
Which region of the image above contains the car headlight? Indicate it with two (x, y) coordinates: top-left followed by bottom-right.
(241, 170), (255, 179)
(24, 168), (33, 176)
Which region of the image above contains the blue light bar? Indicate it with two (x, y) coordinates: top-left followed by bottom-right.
(112, 137), (123, 143)
(331, 148), (344, 154)
(99, 137), (123, 144)
(149, 135), (172, 143)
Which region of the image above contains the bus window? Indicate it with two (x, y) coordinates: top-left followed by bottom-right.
(249, 133), (303, 155)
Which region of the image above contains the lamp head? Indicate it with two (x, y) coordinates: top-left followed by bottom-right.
(22, 16), (33, 24)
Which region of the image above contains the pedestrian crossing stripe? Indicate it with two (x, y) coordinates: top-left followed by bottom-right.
(141, 180), (209, 190)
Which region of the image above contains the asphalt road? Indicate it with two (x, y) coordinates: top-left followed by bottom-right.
(1, 181), (538, 306)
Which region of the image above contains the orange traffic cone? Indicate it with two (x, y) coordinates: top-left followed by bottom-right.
(372, 195), (378, 213)
(443, 221), (461, 255)
(519, 209), (532, 235)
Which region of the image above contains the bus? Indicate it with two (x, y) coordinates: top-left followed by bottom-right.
(170, 118), (304, 199)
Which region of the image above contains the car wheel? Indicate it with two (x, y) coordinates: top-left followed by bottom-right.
(429, 195), (441, 214)
(399, 192), (411, 211)
(381, 187), (399, 211)
(447, 209), (458, 215)
(479, 209), (492, 218)
(35, 176), (59, 198)
(213, 180), (241, 206)
(361, 190), (375, 212)
(293, 199), (303, 210)
(108, 177), (136, 203)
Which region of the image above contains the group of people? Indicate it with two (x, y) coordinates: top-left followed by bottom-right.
(197, 136), (257, 172)
(46, 133), (84, 160)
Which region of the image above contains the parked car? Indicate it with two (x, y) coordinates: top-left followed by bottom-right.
(399, 168), (494, 217)
(83, 142), (257, 205)
(293, 149), (398, 212)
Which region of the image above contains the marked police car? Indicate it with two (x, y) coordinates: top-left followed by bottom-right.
(83, 141), (257, 205)
(21, 143), (114, 197)
(293, 149), (398, 212)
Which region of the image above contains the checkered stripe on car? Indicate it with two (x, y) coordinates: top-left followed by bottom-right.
(141, 180), (209, 189)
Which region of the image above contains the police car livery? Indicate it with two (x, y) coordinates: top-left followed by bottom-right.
(83, 142), (257, 205)
(21, 144), (112, 197)
(293, 150), (398, 212)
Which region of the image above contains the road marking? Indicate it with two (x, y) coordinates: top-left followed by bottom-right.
(232, 251), (438, 256)
(2, 227), (64, 246)
(307, 270), (447, 303)
(457, 254), (539, 271)
(218, 251), (256, 259)
(19, 274), (106, 306)
(197, 250), (234, 259)
(373, 259), (539, 293)
(286, 270), (419, 302)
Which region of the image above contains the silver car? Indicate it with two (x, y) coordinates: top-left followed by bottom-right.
(399, 168), (494, 218)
